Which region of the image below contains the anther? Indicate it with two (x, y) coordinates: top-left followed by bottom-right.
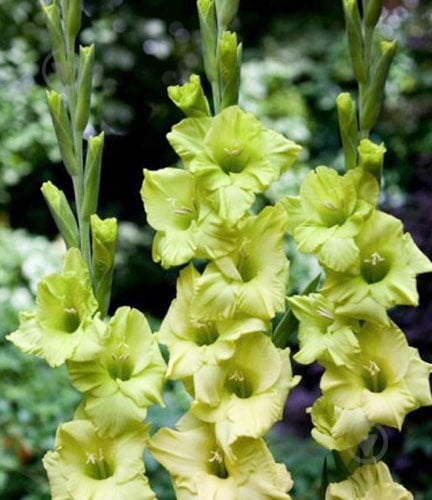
(209, 449), (223, 463)
(224, 147), (242, 157)
(229, 370), (245, 382)
(316, 307), (334, 320)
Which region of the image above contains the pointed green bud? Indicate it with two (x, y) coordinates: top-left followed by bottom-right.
(361, 40), (397, 133)
(46, 90), (79, 176)
(342, 0), (367, 84)
(197, 0), (218, 84)
(40, 2), (70, 84)
(66, 0), (82, 42)
(90, 214), (118, 317)
(168, 74), (211, 117)
(215, 0), (239, 31)
(82, 132), (104, 220)
(336, 92), (358, 171)
(41, 181), (80, 249)
(357, 138), (386, 181)
(75, 45), (95, 132)
(218, 31), (242, 109)
(364, 0), (385, 28)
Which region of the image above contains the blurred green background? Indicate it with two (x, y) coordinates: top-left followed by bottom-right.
(1, 0), (431, 498)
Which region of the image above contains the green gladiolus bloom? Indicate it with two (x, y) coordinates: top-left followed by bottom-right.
(191, 204), (289, 320)
(67, 307), (166, 437)
(321, 210), (432, 323)
(141, 167), (236, 267)
(190, 333), (299, 454)
(288, 293), (360, 366)
(282, 166), (378, 272)
(309, 396), (371, 451)
(326, 461), (413, 500)
(149, 413), (294, 499)
(7, 248), (104, 367)
(43, 419), (155, 500)
(168, 105), (301, 222)
(321, 322), (432, 430)
(158, 264), (267, 379)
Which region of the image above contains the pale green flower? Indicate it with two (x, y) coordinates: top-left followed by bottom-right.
(191, 204), (289, 321)
(326, 461), (413, 500)
(158, 264), (267, 379)
(320, 321), (432, 429)
(309, 396), (371, 451)
(288, 293), (360, 366)
(43, 419), (155, 500)
(141, 168), (236, 267)
(149, 413), (293, 499)
(67, 307), (166, 437)
(190, 333), (299, 453)
(7, 248), (104, 367)
(321, 210), (432, 323)
(168, 105), (301, 221)
(282, 166), (378, 272)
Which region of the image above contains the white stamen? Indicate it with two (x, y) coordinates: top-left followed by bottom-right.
(316, 307), (334, 320)
(224, 147), (242, 157)
(86, 452), (97, 465)
(174, 206), (194, 215)
(229, 370), (245, 382)
(209, 449), (223, 463)
(363, 252), (385, 266)
(322, 201), (338, 210)
(363, 360), (381, 377)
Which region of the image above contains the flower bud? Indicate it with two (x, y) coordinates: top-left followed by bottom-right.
(215, 0), (239, 31)
(336, 92), (358, 170)
(66, 0), (82, 42)
(90, 214), (118, 317)
(197, 0), (218, 84)
(75, 45), (95, 132)
(218, 31), (242, 109)
(41, 181), (80, 248)
(82, 132), (104, 220)
(360, 40), (396, 133)
(342, 0), (367, 84)
(168, 74), (211, 117)
(40, 2), (70, 84)
(364, 0), (385, 28)
(46, 90), (79, 176)
(357, 138), (386, 181)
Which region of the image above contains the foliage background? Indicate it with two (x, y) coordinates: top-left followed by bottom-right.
(0, 0), (431, 498)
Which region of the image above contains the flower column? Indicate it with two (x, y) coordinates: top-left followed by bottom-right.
(142, 1), (303, 497)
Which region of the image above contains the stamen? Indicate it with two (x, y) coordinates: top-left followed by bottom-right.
(238, 238), (251, 258)
(209, 449), (223, 463)
(322, 201), (338, 210)
(173, 207), (194, 215)
(363, 360), (380, 377)
(86, 452), (97, 465)
(224, 147), (242, 157)
(191, 318), (206, 329)
(229, 370), (245, 382)
(166, 197), (177, 209)
(363, 252), (385, 266)
(316, 307), (334, 320)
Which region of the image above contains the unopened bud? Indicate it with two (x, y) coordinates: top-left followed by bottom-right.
(168, 74), (211, 117)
